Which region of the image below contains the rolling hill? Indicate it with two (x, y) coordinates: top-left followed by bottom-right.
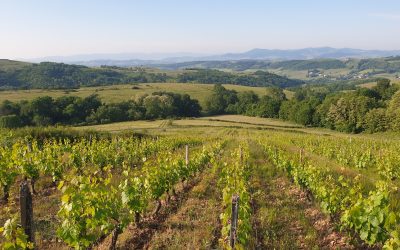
(0, 60), (303, 90)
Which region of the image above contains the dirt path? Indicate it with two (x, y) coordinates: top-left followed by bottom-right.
(113, 141), (232, 250)
(113, 172), (206, 250)
(248, 140), (352, 249)
(141, 141), (241, 250)
(144, 165), (221, 250)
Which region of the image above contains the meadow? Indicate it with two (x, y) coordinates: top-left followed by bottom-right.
(0, 83), (283, 106)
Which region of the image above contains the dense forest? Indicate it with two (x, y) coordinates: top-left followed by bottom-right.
(0, 60), (302, 89)
(0, 92), (201, 127)
(204, 79), (400, 133)
(0, 61), (169, 89)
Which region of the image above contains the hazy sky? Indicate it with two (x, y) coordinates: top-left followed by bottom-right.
(1, 0), (400, 59)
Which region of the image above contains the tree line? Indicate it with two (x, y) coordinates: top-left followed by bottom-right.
(1, 77), (399, 134)
(0, 92), (201, 128)
(204, 79), (400, 133)
(177, 69), (303, 88)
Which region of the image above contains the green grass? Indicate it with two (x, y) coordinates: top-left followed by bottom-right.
(199, 115), (302, 127)
(74, 115), (307, 135)
(74, 115), (346, 138)
(0, 83), (271, 107)
(74, 114), (400, 143)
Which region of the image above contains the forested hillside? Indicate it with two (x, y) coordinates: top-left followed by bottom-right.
(155, 57), (400, 77)
(158, 59), (347, 71)
(356, 56), (400, 73)
(0, 61), (303, 90)
(0, 61), (169, 89)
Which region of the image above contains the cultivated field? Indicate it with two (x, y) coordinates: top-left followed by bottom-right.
(2, 114), (400, 249)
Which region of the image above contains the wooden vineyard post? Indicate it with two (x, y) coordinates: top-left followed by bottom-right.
(109, 225), (122, 250)
(185, 144), (189, 166)
(20, 180), (34, 244)
(182, 145), (189, 188)
(239, 146), (243, 164)
(26, 142), (37, 195)
(299, 148), (304, 165)
(230, 194), (239, 249)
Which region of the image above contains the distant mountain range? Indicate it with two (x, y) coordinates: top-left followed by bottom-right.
(206, 47), (400, 61)
(26, 47), (400, 67)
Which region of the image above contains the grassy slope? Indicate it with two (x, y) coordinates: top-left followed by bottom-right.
(0, 83), (274, 106)
(74, 115), (307, 134)
(74, 115), (335, 135)
(75, 114), (400, 142)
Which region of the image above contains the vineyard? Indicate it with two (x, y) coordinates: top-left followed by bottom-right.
(0, 127), (400, 249)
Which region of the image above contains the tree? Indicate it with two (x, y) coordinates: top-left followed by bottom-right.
(87, 105), (126, 124)
(0, 115), (22, 128)
(356, 88), (380, 100)
(266, 87), (287, 101)
(205, 84), (238, 115)
(327, 95), (377, 133)
(143, 95), (174, 119)
(227, 91), (259, 114)
(28, 96), (56, 125)
(316, 94), (341, 129)
(151, 92), (201, 117)
(279, 100), (295, 120)
(386, 90), (400, 131)
(373, 78), (399, 100)
(376, 78), (391, 91)
(32, 115), (53, 126)
(178, 94), (201, 117)
(63, 95), (102, 124)
(0, 100), (20, 116)
(295, 102), (314, 126)
(364, 108), (388, 133)
(255, 96), (280, 118)
(54, 96), (80, 123)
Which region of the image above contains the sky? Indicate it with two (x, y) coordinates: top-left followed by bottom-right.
(1, 0), (400, 59)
